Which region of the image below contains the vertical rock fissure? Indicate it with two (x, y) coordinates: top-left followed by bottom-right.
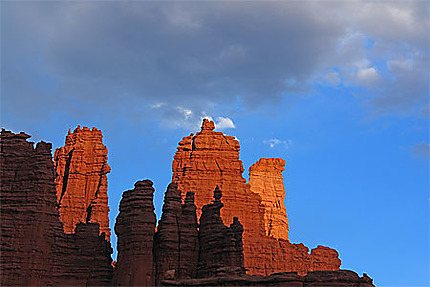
(59, 149), (73, 205)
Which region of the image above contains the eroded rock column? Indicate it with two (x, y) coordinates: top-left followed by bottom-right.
(249, 158), (289, 240)
(154, 184), (199, 285)
(112, 180), (156, 286)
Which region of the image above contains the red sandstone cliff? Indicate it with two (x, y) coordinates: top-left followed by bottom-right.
(171, 119), (341, 275)
(112, 180), (156, 286)
(54, 126), (111, 240)
(0, 129), (113, 286)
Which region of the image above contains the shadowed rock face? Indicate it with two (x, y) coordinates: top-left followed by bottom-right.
(54, 126), (111, 240)
(171, 120), (341, 275)
(154, 184), (199, 285)
(161, 270), (375, 286)
(112, 180), (156, 286)
(197, 186), (245, 278)
(0, 129), (113, 286)
(249, 158), (289, 240)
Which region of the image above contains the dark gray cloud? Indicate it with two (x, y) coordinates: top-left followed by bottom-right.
(2, 1), (428, 127)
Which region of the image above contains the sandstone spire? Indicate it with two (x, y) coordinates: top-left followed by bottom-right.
(249, 158), (289, 240)
(112, 180), (156, 286)
(54, 126), (111, 240)
(154, 184), (199, 285)
(197, 186), (245, 278)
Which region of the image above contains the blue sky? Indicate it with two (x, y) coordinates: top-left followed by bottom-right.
(1, 1), (429, 286)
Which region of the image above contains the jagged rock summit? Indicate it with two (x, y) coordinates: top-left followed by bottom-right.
(0, 125), (374, 286)
(172, 119), (341, 275)
(0, 129), (113, 286)
(54, 126), (111, 240)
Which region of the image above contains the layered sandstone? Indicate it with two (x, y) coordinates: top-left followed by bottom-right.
(54, 126), (111, 240)
(154, 184), (199, 285)
(197, 186), (245, 278)
(162, 270), (375, 286)
(0, 130), (62, 285)
(171, 120), (340, 275)
(0, 129), (113, 286)
(112, 180), (156, 286)
(249, 158), (289, 240)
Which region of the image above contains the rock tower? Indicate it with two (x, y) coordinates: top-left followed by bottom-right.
(54, 126), (111, 240)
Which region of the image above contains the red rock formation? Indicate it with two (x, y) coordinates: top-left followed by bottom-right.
(0, 129), (113, 286)
(57, 223), (113, 286)
(171, 120), (341, 275)
(178, 191), (199, 280)
(161, 270), (375, 286)
(196, 186), (245, 278)
(311, 245), (342, 271)
(154, 184), (199, 285)
(54, 126), (111, 240)
(249, 158), (289, 240)
(1, 130), (62, 285)
(112, 180), (156, 286)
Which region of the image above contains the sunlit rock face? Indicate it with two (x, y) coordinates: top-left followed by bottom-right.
(171, 120), (341, 275)
(0, 129), (113, 286)
(54, 126), (111, 240)
(249, 157), (289, 240)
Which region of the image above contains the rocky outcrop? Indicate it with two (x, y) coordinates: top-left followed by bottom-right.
(197, 186), (245, 278)
(112, 180), (156, 286)
(54, 126), (111, 240)
(56, 223), (113, 286)
(161, 270), (375, 286)
(249, 158), (289, 240)
(1, 130), (62, 285)
(154, 184), (199, 285)
(0, 129), (113, 286)
(171, 120), (341, 275)
(178, 191), (199, 280)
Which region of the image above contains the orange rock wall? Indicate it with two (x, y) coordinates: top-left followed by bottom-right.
(171, 120), (341, 275)
(249, 158), (289, 240)
(54, 126), (111, 240)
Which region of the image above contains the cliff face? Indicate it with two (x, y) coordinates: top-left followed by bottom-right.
(1, 126), (372, 286)
(171, 120), (340, 275)
(0, 130), (62, 285)
(197, 186), (245, 278)
(172, 119), (267, 274)
(112, 180), (156, 286)
(54, 126), (111, 240)
(0, 129), (113, 286)
(154, 184), (199, 285)
(249, 158), (289, 240)
(161, 270), (375, 287)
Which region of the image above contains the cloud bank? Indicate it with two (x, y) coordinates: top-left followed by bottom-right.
(2, 1), (428, 127)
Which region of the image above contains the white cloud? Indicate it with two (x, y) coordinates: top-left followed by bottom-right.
(356, 66), (379, 84)
(176, 106), (193, 119)
(215, 117), (235, 130)
(264, 138), (292, 149)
